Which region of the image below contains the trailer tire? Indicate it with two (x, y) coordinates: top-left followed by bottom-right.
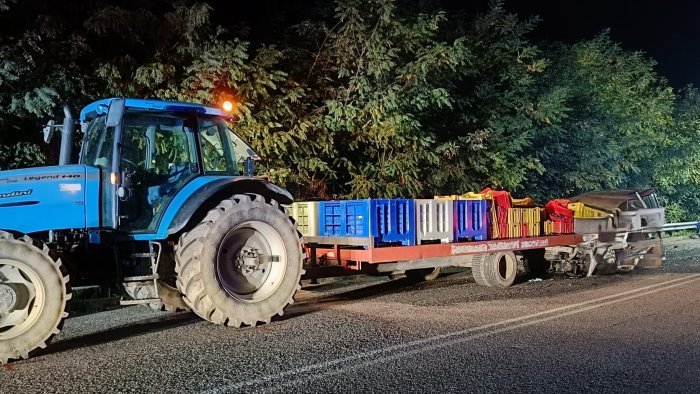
(406, 268), (441, 282)
(471, 254), (490, 286)
(175, 194), (303, 327)
(0, 232), (71, 364)
(473, 252), (517, 288)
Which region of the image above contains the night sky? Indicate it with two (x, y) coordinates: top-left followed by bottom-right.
(509, 0), (700, 88)
(226, 0), (700, 88)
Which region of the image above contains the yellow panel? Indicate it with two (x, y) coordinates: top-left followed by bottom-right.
(290, 201), (319, 237)
(567, 202), (609, 219)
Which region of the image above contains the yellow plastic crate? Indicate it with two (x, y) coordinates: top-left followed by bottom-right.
(567, 203), (609, 219)
(508, 223), (521, 238)
(529, 223), (540, 237)
(290, 201), (319, 237)
(508, 208), (519, 224)
(434, 192), (486, 200)
(543, 220), (554, 235)
(523, 208), (542, 224)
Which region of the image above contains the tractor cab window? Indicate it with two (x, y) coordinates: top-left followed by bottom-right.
(81, 115), (112, 169)
(199, 118), (234, 173)
(198, 116), (259, 176)
(118, 111), (199, 233)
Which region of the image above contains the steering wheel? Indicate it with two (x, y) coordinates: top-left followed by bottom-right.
(121, 158), (139, 172)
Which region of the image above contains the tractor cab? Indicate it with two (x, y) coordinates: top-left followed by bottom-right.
(79, 98), (258, 234)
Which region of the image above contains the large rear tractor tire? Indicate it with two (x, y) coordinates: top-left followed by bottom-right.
(174, 194), (303, 327)
(0, 232), (71, 364)
(471, 252), (517, 288)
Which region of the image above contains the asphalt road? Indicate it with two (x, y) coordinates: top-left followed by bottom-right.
(2, 237), (700, 393)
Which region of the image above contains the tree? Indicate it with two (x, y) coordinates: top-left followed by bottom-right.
(523, 33), (675, 202)
(427, 1), (558, 196)
(289, 0), (470, 198)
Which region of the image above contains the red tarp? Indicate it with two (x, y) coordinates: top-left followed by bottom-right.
(545, 199), (574, 222)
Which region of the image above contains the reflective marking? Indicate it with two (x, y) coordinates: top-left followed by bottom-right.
(59, 183), (82, 192)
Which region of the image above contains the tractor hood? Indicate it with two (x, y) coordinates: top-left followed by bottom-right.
(0, 165), (100, 234)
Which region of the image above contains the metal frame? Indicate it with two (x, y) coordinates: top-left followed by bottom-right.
(305, 234), (583, 270)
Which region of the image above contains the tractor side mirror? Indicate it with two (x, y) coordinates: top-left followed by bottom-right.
(42, 120), (56, 143)
(243, 156), (256, 176)
(106, 99), (126, 127)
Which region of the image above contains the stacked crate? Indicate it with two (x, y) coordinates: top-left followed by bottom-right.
(415, 199), (453, 244)
(506, 208), (541, 238)
(318, 199), (416, 246)
(453, 199), (488, 241)
(543, 220), (574, 235)
(543, 199), (575, 235)
(289, 201), (319, 237)
(479, 189), (511, 239)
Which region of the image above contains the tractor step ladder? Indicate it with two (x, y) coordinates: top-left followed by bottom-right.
(120, 242), (162, 306)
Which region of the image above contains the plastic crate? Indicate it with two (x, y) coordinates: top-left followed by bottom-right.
(415, 199), (453, 244)
(508, 208), (541, 225)
(489, 205), (509, 239)
(434, 192), (486, 200)
(453, 200), (488, 241)
(289, 202), (319, 237)
(508, 208), (523, 225)
(529, 222), (540, 237)
(543, 220), (574, 235)
(319, 199), (416, 246)
(567, 202), (609, 219)
(508, 223), (521, 238)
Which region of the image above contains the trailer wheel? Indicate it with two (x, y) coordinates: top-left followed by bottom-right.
(0, 232), (71, 364)
(472, 252), (517, 288)
(175, 194), (303, 327)
(470, 254), (489, 286)
(405, 268), (441, 282)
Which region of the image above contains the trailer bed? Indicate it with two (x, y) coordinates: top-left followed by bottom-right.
(304, 234), (582, 268)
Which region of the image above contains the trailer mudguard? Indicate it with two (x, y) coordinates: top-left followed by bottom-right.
(0, 165), (100, 234)
(144, 176), (293, 240)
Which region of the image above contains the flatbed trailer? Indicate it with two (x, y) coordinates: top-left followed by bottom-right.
(302, 234), (584, 284)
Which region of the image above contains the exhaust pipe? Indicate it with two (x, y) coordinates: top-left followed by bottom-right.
(59, 105), (74, 166)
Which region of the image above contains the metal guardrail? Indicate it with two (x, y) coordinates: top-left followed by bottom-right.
(661, 221), (700, 232)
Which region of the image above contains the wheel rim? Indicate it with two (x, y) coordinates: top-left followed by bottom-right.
(497, 254), (515, 281)
(0, 259), (46, 340)
(215, 221), (287, 302)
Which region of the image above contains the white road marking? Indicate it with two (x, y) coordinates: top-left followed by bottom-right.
(202, 274), (700, 393)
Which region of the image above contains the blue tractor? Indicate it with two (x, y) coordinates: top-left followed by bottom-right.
(0, 98), (303, 364)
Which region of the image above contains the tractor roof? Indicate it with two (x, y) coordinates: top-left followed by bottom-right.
(80, 98), (233, 122)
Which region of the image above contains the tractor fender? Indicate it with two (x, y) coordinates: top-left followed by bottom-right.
(157, 176), (293, 239)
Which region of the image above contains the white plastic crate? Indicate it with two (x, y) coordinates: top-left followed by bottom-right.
(415, 199), (453, 244)
(290, 201), (319, 237)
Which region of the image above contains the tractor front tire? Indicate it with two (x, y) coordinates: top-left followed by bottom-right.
(175, 194), (303, 327)
(0, 232), (71, 364)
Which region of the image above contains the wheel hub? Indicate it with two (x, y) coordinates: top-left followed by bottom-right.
(216, 221), (287, 302)
(236, 247), (261, 275)
(0, 284), (17, 313)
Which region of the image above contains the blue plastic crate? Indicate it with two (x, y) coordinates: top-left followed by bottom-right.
(319, 199), (416, 246)
(453, 200), (488, 241)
